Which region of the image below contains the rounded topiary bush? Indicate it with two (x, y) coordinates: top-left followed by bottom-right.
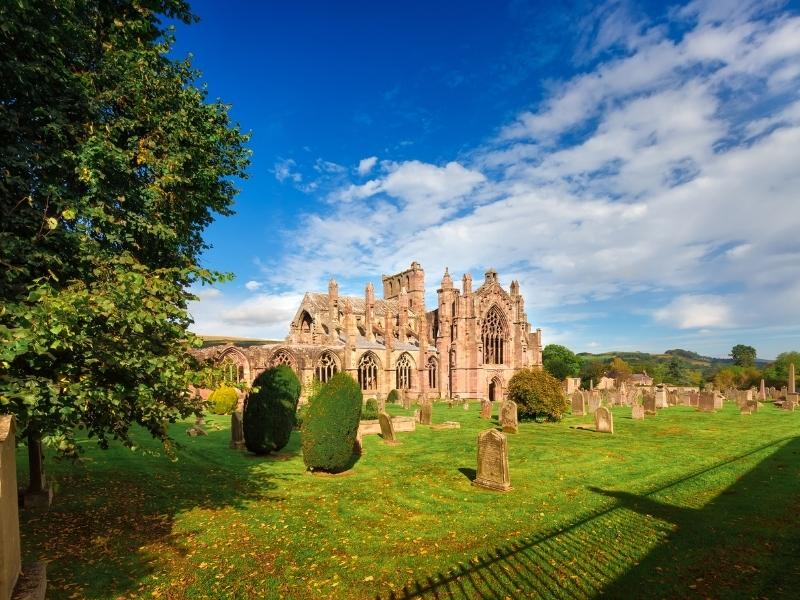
(387, 389), (399, 404)
(507, 368), (568, 422)
(209, 385), (239, 415)
(302, 373), (363, 472)
(362, 398), (379, 420)
(243, 365), (301, 454)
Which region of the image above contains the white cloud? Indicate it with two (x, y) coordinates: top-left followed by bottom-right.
(189, 290), (304, 339)
(244, 280), (262, 291)
(654, 294), (734, 328)
(357, 156), (378, 176)
(274, 158), (302, 183)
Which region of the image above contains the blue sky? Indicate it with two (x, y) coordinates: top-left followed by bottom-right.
(178, 0), (800, 360)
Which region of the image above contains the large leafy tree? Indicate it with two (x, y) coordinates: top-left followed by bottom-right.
(730, 344), (757, 367)
(608, 357), (632, 384)
(0, 0), (249, 460)
(762, 351), (800, 387)
(541, 344), (581, 380)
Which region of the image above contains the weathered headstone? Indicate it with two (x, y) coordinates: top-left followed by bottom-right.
(1, 416), (47, 600)
(789, 363), (796, 395)
(759, 379), (766, 401)
(500, 401), (518, 434)
(587, 393), (600, 414)
(463, 400), (470, 411)
(595, 406), (614, 434)
(631, 405), (645, 420)
(230, 411), (245, 449)
(571, 391), (585, 416)
(473, 429), (511, 492)
(378, 412), (397, 443)
(419, 402), (432, 426)
(643, 392), (657, 415)
(698, 391), (716, 412)
(784, 399), (796, 412)
(480, 400), (492, 419)
(655, 387), (668, 408)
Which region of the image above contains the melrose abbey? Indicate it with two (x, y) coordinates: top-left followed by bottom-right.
(197, 262), (543, 401)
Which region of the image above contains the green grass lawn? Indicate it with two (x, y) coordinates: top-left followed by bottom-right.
(16, 401), (800, 599)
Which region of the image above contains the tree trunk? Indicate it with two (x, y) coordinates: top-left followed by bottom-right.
(27, 430), (46, 493)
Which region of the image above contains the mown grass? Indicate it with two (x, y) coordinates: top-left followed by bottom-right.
(16, 401), (800, 599)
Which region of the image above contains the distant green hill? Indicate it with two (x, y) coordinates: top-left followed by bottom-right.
(198, 335), (281, 349)
(576, 349), (769, 369)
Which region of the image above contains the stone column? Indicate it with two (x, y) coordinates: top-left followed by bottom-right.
(789, 363), (796, 395)
(364, 283), (375, 342)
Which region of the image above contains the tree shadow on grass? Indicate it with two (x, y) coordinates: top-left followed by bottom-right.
(17, 417), (293, 599)
(378, 436), (800, 599)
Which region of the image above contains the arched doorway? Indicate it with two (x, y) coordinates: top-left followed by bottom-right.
(488, 376), (503, 402)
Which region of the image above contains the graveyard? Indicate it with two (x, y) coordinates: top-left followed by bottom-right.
(14, 399), (800, 599)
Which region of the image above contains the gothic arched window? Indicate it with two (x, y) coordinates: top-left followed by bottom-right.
(396, 353), (413, 390)
(482, 306), (508, 365)
(358, 352), (379, 391)
(315, 351), (338, 383)
(221, 358), (239, 385)
(271, 349), (295, 369)
(427, 356), (438, 389)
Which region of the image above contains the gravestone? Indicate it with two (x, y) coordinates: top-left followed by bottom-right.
(400, 390), (411, 410)
(655, 387), (668, 408)
(759, 379), (766, 401)
(571, 391), (585, 416)
(480, 400), (492, 419)
(698, 391), (716, 412)
(230, 411), (245, 449)
(631, 405), (645, 420)
(473, 429), (511, 492)
(377, 397), (386, 412)
(595, 406), (614, 434)
(1, 416), (47, 600)
(789, 363), (796, 395)
(643, 392), (657, 415)
(419, 402), (433, 426)
(713, 391), (724, 410)
(784, 400), (796, 412)
(740, 404), (753, 415)
(413, 408), (421, 423)
(463, 400), (470, 411)
(378, 412), (397, 443)
(587, 393), (600, 414)
(500, 401), (518, 434)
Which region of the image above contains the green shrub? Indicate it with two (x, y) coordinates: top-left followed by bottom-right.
(302, 373), (362, 472)
(387, 389), (399, 404)
(209, 385), (239, 415)
(507, 368), (568, 422)
(362, 398), (379, 420)
(243, 365), (301, 454)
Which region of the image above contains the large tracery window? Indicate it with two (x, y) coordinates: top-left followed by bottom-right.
(358, 352), (379, 391)
(396, 353), (413, 390)
(482, 306), (508, 365)
(315, 351), (338, 383)
(221, 358), (241, 385)
(427, 356), (438, 389)
(271, 349), (295, 369)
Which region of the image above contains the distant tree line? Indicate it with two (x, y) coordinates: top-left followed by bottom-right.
(542, 344), (799, 390)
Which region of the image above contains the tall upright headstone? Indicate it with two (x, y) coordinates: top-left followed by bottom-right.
(473, 429), (511, 492)
(789, 363), (796, 395)
(230, 411), (245, 450)
(698, 391), (716, 412)
(500, 401), (518, 434)
(643, 392), (657, 415)
(571, 391), (585, 416)
(480, 400), (492, 419)
(759, 379), (766, 401)
(419, 401), (433, 426)
(378, 412), (397, 443)
(631, 405), (645, 420)
(595, 406), (614, 434)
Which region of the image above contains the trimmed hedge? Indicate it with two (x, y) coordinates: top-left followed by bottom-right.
(243, 365), (301, 454)
(209, 385), (238, 415)
(387, 389), (399, 404)
(362, 398), (379, 420)
(302, 373), (362, 472)
(507, 368), (568, 422)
